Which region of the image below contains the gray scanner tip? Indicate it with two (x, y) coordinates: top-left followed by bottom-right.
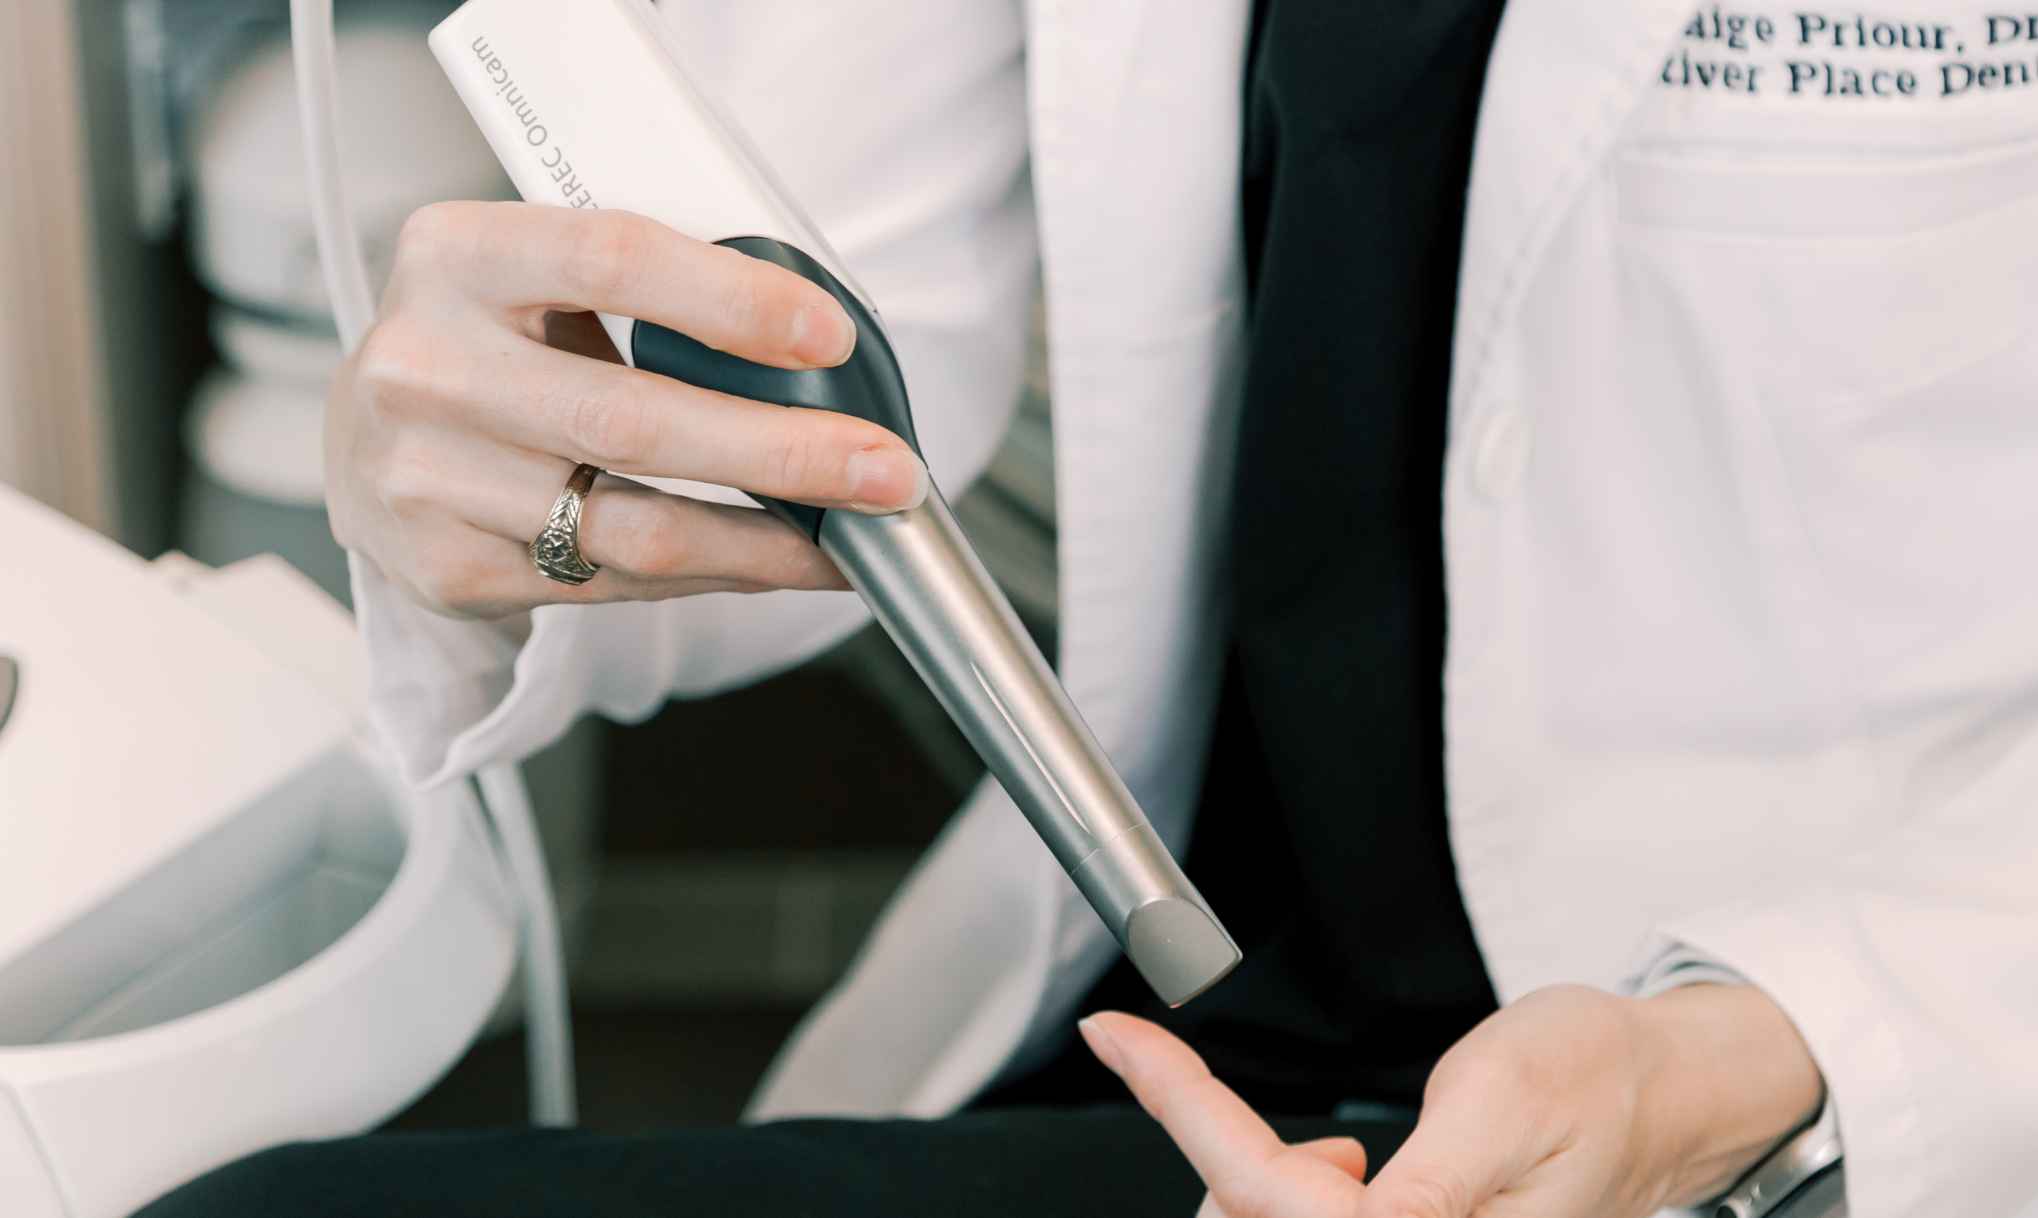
(1125, 898), (1243, 1008)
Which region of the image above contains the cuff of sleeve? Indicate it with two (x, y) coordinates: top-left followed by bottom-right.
(1627, 946), (1751, 998)
(351, 555), (657, 787)
(350, 550), (869, 788)
(1628, 947), (1844, 1216)
(1624, 901), (1925, 1218)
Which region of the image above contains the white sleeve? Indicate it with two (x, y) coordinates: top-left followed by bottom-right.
(356, 0), (1037, 786)
(1622, 739), (2038, 1218)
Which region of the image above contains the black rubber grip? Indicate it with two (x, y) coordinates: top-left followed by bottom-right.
(629, 237), (916, 540)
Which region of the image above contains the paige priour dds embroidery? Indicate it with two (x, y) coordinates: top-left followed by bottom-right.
(1666, 6), (2038, 99)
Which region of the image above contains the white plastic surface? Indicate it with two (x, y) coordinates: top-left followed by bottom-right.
(0, 489), (516, 1216)
(0, 1092), (64, 1218)
(0, 752), (514, 1218)
(163, 551), (370, 721)
(0, 495), (348, 972)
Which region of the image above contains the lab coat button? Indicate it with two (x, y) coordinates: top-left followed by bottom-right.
(1472, 409), (1531, 501)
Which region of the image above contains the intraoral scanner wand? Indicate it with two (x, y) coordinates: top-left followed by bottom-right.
(430, 0), (1240, 1005)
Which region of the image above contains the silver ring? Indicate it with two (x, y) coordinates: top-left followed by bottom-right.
(530, 463), (603, 586)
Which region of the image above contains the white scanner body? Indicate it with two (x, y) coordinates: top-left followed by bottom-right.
(430, 0), (865, 365)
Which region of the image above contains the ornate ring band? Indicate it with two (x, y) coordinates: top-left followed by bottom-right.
(529, 463), (603, 586)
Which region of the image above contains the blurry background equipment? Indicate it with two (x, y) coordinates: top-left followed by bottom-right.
(181, 3), (511, 601)
(0, 486), (518, 1218)
(194, 7), (512, 315)
(178, 310), (343, 592)
(179, 5), (516, 601)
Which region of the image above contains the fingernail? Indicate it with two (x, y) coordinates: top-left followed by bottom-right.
(1078, 1016), (1125, 1076)
(845, 446), (928, 513)
(791, 300), (856, 367)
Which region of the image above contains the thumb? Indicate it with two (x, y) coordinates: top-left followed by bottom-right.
(1292, 1136), (1369, 1181)
(1352, 1108), (1518, 1218)
(1192, 1135), (1371, 1218)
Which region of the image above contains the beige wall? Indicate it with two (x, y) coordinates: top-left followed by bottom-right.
(0, 1), (112, 531)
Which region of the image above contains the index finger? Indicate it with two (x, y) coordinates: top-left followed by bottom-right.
(398, 334), (926, 511)
(1080, 1013), (1291, 1197)
(399, 202), (855, 370)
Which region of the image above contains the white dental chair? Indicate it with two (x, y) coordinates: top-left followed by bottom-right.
(0, 488), (517, 1218)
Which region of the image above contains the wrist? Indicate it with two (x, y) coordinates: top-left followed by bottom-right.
(1635, 983), (1825, 1206)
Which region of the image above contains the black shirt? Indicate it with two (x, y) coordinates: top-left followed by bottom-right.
(985, 0), (1507, 1115)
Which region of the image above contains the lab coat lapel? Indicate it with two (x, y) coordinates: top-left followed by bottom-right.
(1450, 0), (1691, 424)
(1440, 0), (1692, 998)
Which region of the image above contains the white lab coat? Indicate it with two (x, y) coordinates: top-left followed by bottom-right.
(352, 2), (2038, 1215)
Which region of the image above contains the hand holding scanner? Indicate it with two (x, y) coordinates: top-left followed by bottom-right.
(429, 0), (1240, 1005)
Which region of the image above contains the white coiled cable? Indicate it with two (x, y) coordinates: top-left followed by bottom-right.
(289, 0), (577, 1127)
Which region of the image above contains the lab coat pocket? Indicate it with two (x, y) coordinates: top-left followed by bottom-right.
(1614, 138), (2038, 402)
(1779, 316), (2038, 711)
(1613, 137), (2038, 720)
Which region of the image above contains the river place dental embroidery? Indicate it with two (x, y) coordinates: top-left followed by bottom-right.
(1666, 8), (2038, 98)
